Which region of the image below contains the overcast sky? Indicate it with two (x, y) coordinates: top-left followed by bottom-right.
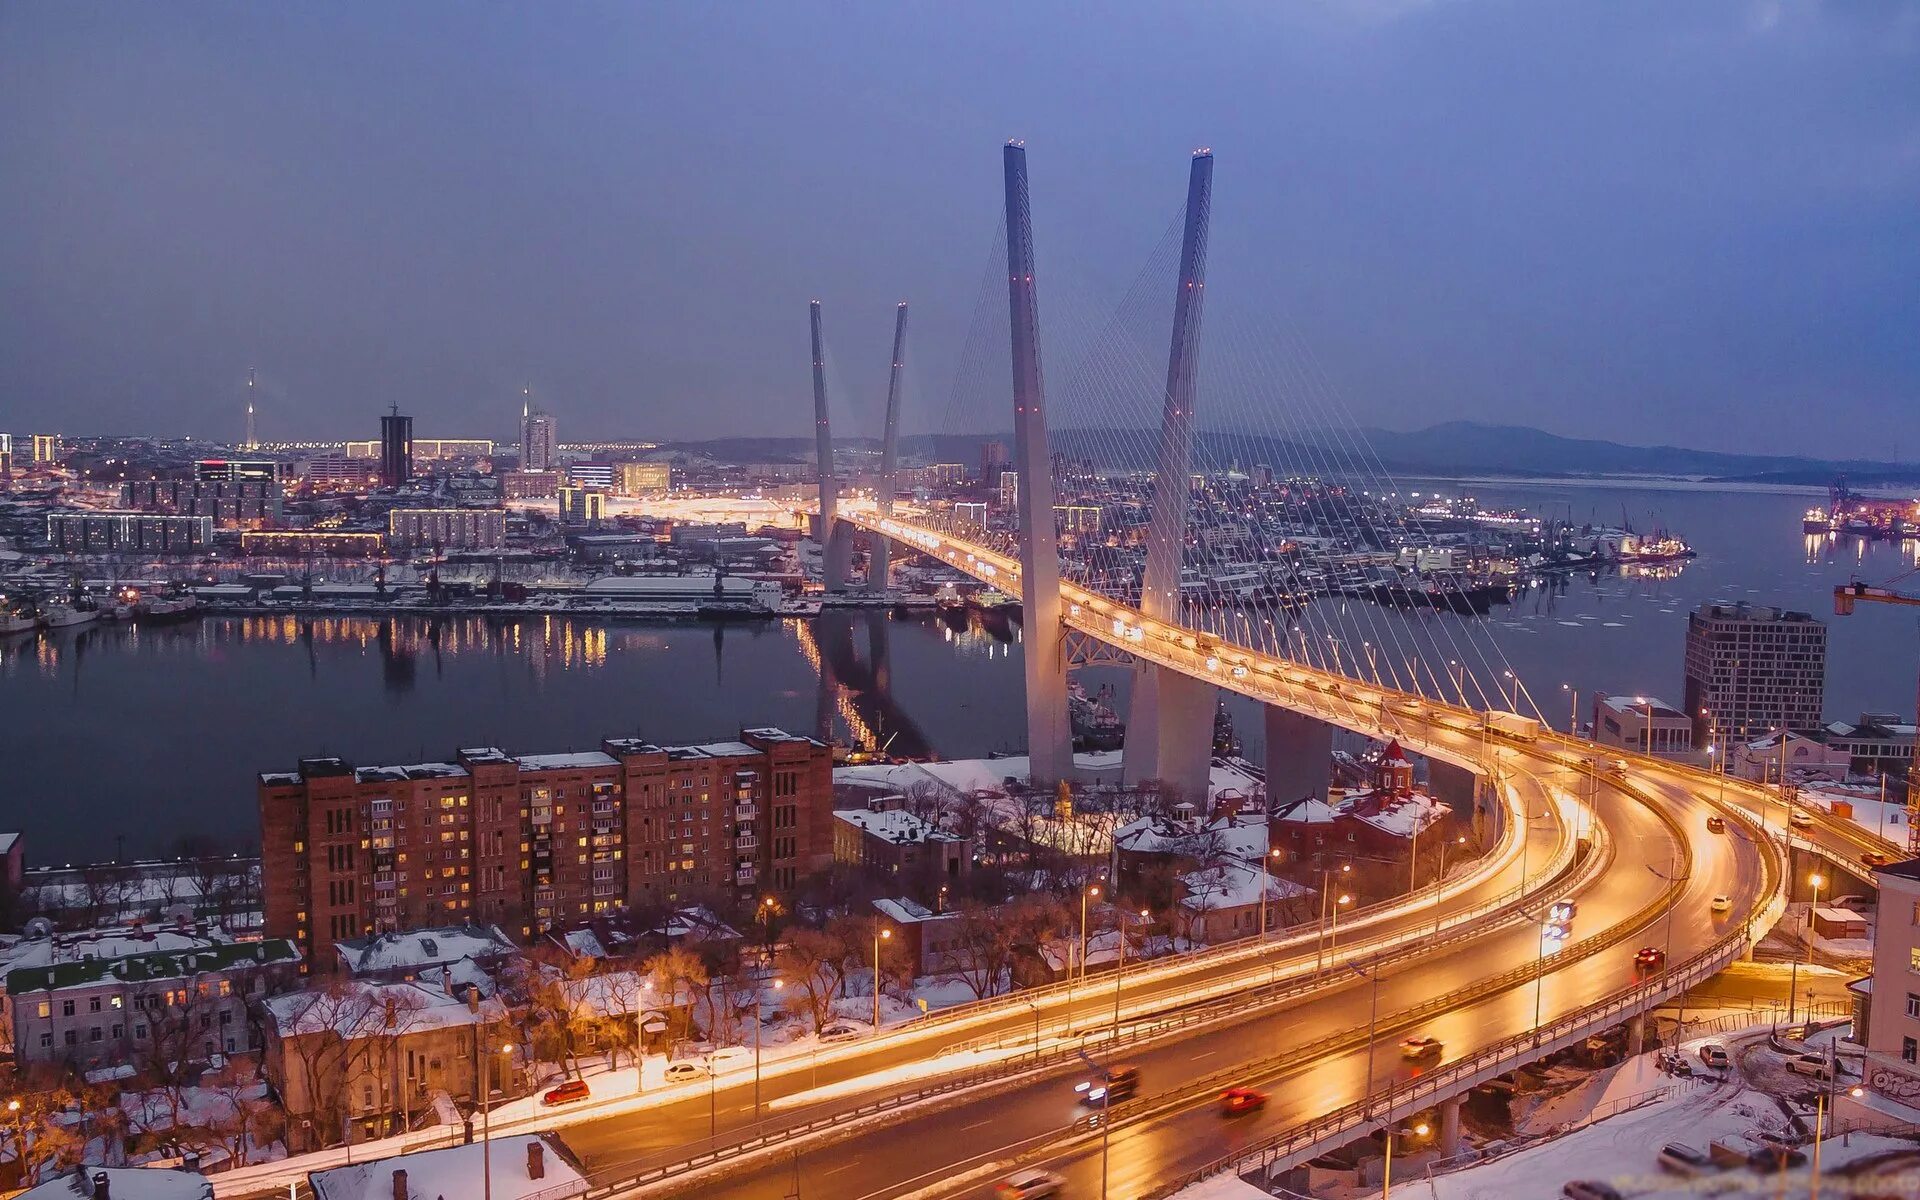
(2, 2), (1915, 457)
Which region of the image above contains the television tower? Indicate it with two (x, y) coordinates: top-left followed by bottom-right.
(244, 368), (258, 451)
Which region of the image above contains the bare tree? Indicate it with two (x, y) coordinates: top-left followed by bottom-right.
(2, 1068), (86, 1187)
(641, 946), (709, 1046)
(936, 902), (1017, 1000)
(777, 927), (845, 1033)
(273, 982), (386, 1149)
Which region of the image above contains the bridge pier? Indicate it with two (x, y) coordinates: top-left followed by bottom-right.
(1437, 1096), (1463, 1157)
(1427, 759), (1489, 847)
(808, 300), (849, 592)
(1002, 143), (1073, 783)
(868, 301), (909, 594)
(1125, 665), (1215, 803)
(1264, 707), (1333, 805)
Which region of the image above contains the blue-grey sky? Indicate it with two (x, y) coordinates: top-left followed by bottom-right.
(2, 2), (1915, 456)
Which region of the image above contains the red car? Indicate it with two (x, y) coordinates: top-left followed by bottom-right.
(1219, 1087), (1268, 1115)
(541, 1079), (590, 1106)
(1634, 947), (1666, 971)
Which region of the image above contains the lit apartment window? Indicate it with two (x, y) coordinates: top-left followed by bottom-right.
(1909, 993), (1920, 1020)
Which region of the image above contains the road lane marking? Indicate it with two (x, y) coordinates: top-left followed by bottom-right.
(960, 1118), (994, 1131)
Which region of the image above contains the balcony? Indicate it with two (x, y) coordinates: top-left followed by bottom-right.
(734, 804), (757, 821)
(735, 835), (757, 851)
(734, 867), (756, 885)
(592, 882), (619, 898)
(591, 801), (617, 816)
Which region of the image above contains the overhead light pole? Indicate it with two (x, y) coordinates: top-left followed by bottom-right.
(872, 926), (892, 1030)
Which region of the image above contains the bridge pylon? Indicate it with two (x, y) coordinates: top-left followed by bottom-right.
(868, 302), (909, 594)
(809, 300), (851, 590)
(1125, 150), (1217, 801)
(1002, 143), (1073, 783)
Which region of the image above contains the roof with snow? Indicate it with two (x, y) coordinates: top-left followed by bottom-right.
(309, 1133), (586, 1200)
(7, 939), (300, 996)
(1272, 796), (1341, 825)
(515, 751), (618, 772)
(263, 979), (507, 1039)
(873, 897), (950, 925)
(1341, 789), (1452, 839)
(1178, 863), (1313, 912)
(835, 808), (963, 844)
(334, 923), (518, 976)
(18, 1166), (215, 1200)
(0, 832), (19, 855)
(1113, 812), (1268, 864)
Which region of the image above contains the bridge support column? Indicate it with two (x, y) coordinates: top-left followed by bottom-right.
(809, 300), (848, 592)
(1626, 1015), (1646, 1056)
(1264, 707), (1332, 805)
(1438, 1096), (1463, 1157)
(868, 301), (909, 594)
(1427, 759), (1487, 847)
(1129, 151), (1214, 796)
(1125, 665), (1215, 804)
(1003, 143), (1073, 783)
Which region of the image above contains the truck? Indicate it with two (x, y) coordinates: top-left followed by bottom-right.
(1484, 711), (1541, 742)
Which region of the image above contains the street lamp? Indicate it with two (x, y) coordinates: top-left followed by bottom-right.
(1432, 834), (1467, 938)
(1347, 959), (1383, 1113)
(1646, 841), (1690, 1037)
(1382, 1119), (1430, 1200)
(480, 1040), (511, 1200)
(754, 978), (783, 1123)
(1562, 683), (1578, 736)
(1080, 883), (1101, 982)
(1257, 849), (1280, 939)
(1789, 873), (1824, 1026)
(1317, 863), (1352, 973)
(872, 926), (892, 1030)
(1329, 892), (1354, 962)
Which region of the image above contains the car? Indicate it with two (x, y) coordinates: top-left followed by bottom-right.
(1633, 946), (1666, 970)
(1790, 809), (1814, 829)
(1399, 1036), (1444, 1059)
(1076, 1065), (1140, 1106)
(540, 1079), (590, 1106)
(1749, 1145), (1808, 1172)
(1705, 816), (1726, 834)
(1862, 852), (1891, 868)
(818, 1022), (864, 1044)
(1219, 1087), (1267, 1116)
(1699, 1044), (1731, 1069)
(1549, 900), (1578, 923)
(706, 1047), (750, 1071)
(1543, 921), (1570, 942)
(996, 1169), (1066, 1199)
(1711, 895), (1732, 914)
(663, 1061), (709, 1083)
(1562, 1181), (1622, 1200)
(1784, 1053), (1832, 1080)
(1657, 1142), (1712, 1176)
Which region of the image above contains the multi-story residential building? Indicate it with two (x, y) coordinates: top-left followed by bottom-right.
(564, 462), (615, 490)
(500, 470), (563, 500)
(1822, 712), (1916, 776)
(195, 458), (284, 483)
(298, 454), (380, 491)
(387, 508), (505, 551)
(556, 485), (606, 525)
(1683, 602), (1828, 743)
(46, 511), (214, 554)
(523, 412), (556, 472)
(31, 434), (60, 464)
(239, 530), (385, 558)
(122, 477), (283, 528)
(1591, 694), (1694, 757)
(1843, 858), (1920, 1127)
(259, 728), (833, 965)
(345, 439), (493, 462)
(5, 937), (301, 1072)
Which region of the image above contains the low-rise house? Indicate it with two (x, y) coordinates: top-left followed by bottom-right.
(1822, 711), (1915, 775)
(18, 1166), (215, 1200)
(6, 937), (301, 1072)
(1271, 743), (1452, 864)
(334, 923), (520, 983)
(261, 979), (511, 1150)
(871, 897), (964, 975)
(308, 1133), (587, 1200)
(1174, 863), (1313, 945)
(1731, 729), (1849, 783)
(833, 800), (972, 893)
(1591, 694), (1694, 757)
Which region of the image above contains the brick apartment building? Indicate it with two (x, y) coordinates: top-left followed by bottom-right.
(260, 727), (832, 966)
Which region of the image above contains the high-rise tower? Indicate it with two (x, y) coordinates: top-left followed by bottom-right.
(379, 406), (413, 489)
(244, 368), (258, 451)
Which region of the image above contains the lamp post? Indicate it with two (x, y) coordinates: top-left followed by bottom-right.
(1789, 873), (1824, 1026)
(1316, 862), (1351, 973)
(1347, 959), (1382, 1113)
(1257, 849), (1280, 939)
(754, 978), (783, 1123)
(1646, 840), (1690, 1036)
(1563, 683), (1578, 736)
(1381, 1120), (1429, 1200)
(1502, 669), (1516, 711)
(872, 926), (892, 1031)
(479, 1041), (510, 1200)
(1080, 884), (1101, 981)
(1329, 892), (1354, 963)
(1433, 835), (1467, 939)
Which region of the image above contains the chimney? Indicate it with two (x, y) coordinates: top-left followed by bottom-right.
(527, 1139), (546, 1180)
(391, 1168), (408, 1200)
(91, 1172), (111, 1199)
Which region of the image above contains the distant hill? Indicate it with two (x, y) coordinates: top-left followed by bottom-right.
(663, 422), (1920, 486)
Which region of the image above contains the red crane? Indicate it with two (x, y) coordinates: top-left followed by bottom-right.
(1834, 579), (1920, 854)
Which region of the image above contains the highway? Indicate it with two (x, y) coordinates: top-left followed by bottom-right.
(619, 747), (1766, 1200)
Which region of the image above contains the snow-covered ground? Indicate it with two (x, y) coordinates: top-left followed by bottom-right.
(1799, 786), (1908, 850)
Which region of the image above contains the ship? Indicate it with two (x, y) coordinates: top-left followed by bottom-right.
(970, 589), (1017, 611)
(0, 608), (38, 636)
(137, 591), (203, 623)
(39, 602), (100, 629)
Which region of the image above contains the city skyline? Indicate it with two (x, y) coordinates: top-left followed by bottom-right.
(3, 3), (1916, 454)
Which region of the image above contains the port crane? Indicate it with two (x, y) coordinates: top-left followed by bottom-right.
(1834, 578), (1920, 854)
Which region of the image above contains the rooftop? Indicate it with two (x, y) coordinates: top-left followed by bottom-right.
(335, 923), (518, 976)
(264, 979), (506, 1039)
(1597, 694), (1686, 720)
(835, 807), (963, 844)
(7, 939), (301, 996)
(18, 1166), (215, 1200)
(308, 1133), (586, 1200)
(515, 751), (618, 772)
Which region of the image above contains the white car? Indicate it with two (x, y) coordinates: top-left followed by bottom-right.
(1784, 1053), (1832, 1080)
(1710, 895), (1732, 914)
(819, 1022), (864, 1044)
(997, 1168), (1065, 1199)
(706, 1046), (750, 1071)
(663, 1061), (709, 1083)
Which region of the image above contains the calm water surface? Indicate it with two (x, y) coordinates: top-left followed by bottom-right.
(4, 481), (1914, 860)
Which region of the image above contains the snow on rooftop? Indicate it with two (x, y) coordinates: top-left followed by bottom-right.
(1344, 789), (1451, 839)
(1, 924), (237, 978)
(264, 980), (507, 1039)
(1179, 863), (1312, 912)
(874, 897), (945, 924)
(835, 807), (962, 843)
(309, 1133), (586, 1200)
(1273, 796), (1341, 825)
(514, 750), (618, 771)
(18, 1166), (214, 1200)
(336, 924), (517, 975)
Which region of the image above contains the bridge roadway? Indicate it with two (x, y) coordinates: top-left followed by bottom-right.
(616, 742), (1763, 1200)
